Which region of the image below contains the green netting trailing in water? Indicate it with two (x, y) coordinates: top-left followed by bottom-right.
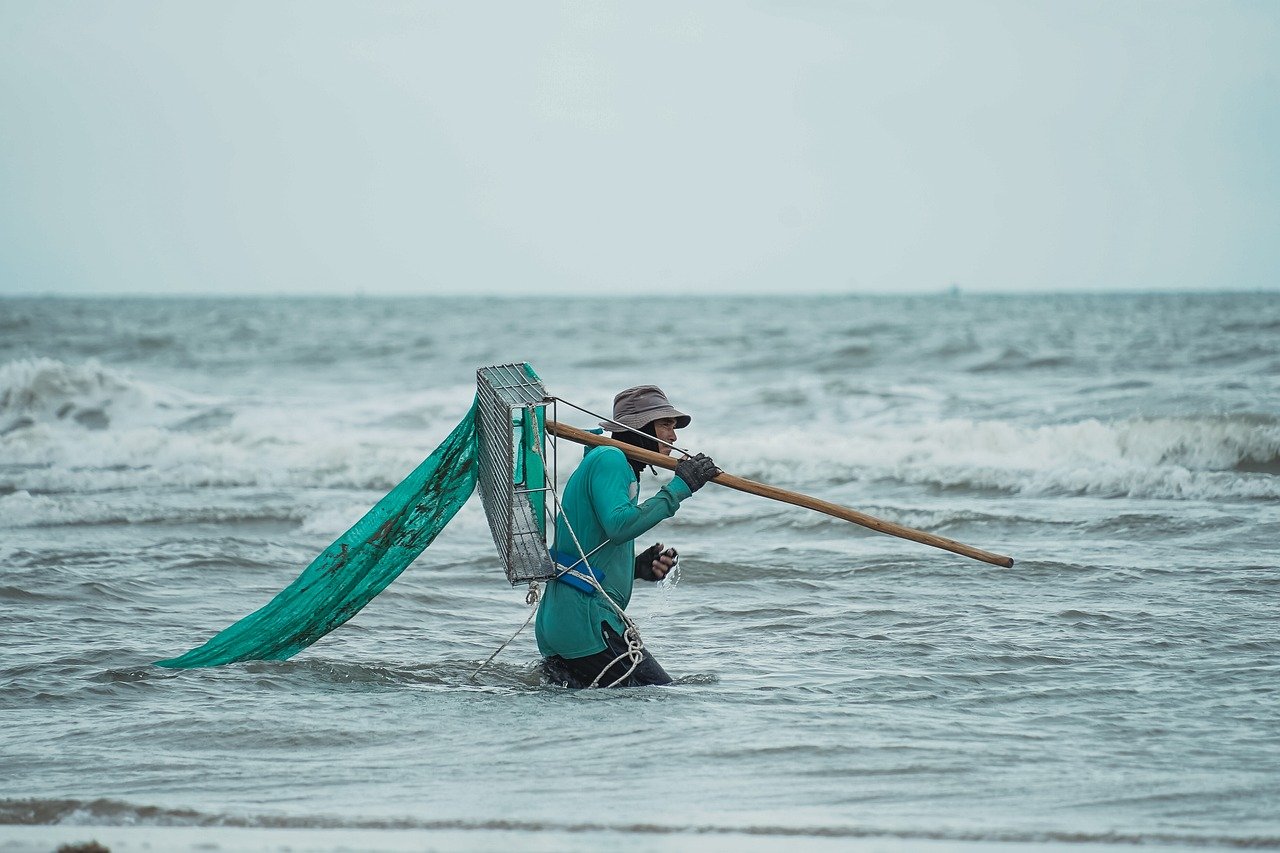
(155, 401), (478, 669)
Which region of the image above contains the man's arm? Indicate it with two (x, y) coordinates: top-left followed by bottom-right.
(588, 448), (692, 544)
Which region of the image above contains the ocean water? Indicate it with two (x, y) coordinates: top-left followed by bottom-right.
(1, 293), (1278, 852)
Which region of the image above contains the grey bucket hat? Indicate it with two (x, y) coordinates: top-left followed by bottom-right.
(599, 385), (691, 432)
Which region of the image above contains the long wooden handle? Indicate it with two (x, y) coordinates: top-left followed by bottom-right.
(546, 420), (1015, 569)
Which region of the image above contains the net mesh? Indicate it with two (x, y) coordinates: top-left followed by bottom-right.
(155, 401), (478, 668)
(476, 363), (556, 585)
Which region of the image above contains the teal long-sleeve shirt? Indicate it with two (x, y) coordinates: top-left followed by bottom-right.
(535, 445), (693, 659)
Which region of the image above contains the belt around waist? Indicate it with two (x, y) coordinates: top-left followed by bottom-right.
(550, 549), (605, 595)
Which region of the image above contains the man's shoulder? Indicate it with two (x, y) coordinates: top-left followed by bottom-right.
(583, 445), (629, 472)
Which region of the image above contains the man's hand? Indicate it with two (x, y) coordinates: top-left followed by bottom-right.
(635, 542), (679, 581)
(674, 453), (720, 493)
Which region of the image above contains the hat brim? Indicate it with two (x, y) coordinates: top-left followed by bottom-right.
(600, 405), (691, 433)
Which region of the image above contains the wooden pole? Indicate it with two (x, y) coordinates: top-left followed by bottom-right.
(546, 420), (1015, 569)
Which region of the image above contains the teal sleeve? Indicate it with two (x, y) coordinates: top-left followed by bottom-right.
(668, 476), (693, 502)
(589, 449), (689, 544)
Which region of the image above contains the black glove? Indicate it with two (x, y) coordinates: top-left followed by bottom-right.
(674, 453), (720, 493)
(634, 542), (671, 581)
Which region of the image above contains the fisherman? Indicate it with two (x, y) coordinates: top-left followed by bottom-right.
(536, 385), (720, 687)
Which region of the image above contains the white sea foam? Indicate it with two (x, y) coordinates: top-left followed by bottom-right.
(720, 415), (1280, 501)
(0, 357), (198, 434)
(0, 359), (465, 508)
(4, 356), (1276, 534)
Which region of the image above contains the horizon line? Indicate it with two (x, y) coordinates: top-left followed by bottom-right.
(2, 286), (1277, 300)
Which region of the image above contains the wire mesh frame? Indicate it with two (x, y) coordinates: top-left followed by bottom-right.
(476, 364), (558, 585)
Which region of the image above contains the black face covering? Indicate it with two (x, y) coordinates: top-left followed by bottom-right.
(611, 421), (660, 478)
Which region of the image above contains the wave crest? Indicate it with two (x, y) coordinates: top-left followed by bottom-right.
(0, 358), (192, 436)
(723, 414), (1280, 500)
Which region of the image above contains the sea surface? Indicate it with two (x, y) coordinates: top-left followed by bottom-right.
(1, 293), (1278, 852)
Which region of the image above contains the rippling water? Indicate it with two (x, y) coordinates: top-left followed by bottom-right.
(1, 293), (1278, 851)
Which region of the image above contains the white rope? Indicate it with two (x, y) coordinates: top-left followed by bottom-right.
(589, 624), (646, 689)
(468, 582), (541, 681)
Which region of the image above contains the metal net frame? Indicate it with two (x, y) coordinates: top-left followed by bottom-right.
(476, 363), (558, 585)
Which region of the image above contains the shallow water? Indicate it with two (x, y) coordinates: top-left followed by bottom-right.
(1, 293), (1278, 849)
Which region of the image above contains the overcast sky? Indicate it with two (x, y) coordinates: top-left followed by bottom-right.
(1, 1), (1277, 296)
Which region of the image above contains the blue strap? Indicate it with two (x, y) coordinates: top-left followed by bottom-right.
(550, 549), (604, 595)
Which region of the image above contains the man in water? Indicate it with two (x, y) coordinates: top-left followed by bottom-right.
(536, 385), (720, 687)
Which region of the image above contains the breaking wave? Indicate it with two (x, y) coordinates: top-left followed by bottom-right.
(0, 358), (465, 508)
(3, 358), (1277, 531)
(724, 414), (1280, 500)
(0, 357), (196, 436)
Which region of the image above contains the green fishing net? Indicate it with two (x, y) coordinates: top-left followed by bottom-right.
(156, 401), (478, 668)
